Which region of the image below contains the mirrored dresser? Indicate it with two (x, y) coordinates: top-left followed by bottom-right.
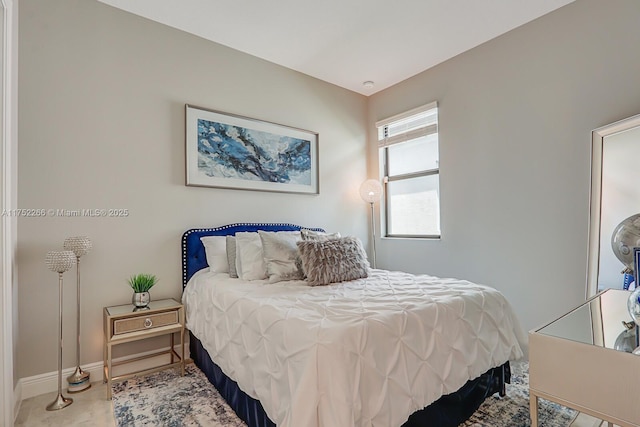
(529, 289), (640, 427)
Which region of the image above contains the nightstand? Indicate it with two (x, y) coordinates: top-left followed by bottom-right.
(529, 289), (640, 426)
(103, 298), (185, 399)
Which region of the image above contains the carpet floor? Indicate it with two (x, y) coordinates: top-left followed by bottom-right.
(112, 361), (576, 427)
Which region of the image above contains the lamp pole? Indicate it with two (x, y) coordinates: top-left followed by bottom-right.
(369, 201), (377, 269)
(360, 179), (382, 269)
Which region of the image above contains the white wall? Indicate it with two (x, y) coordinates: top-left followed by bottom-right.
(17, 0), (368, 379)
(368, 0), (640, 332)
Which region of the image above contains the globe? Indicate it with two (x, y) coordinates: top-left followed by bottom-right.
(611, 213), (640, 272)
(614, 322), (637, 353)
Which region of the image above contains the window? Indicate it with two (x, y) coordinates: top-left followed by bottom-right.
(377, 102), (440, 238)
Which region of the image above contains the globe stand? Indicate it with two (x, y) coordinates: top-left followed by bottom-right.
(63, 237), (92, 393)
(46, 268), (74, 411)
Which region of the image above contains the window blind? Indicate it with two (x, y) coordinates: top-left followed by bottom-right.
(376, 101), (438, 148)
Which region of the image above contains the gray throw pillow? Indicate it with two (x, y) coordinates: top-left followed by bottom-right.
(296, 236), (369, 286)
(226, 236), (238, 278)
(258, 231), (304, 283)
(300, 229), (341, 241)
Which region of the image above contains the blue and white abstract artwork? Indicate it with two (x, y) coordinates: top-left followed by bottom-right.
(186, 106), (318, 194)
(197, 119), (311, 184)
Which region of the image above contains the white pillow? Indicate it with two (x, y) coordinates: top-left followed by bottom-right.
(235, 232), (266, 281)
(200, 236), (229, 273)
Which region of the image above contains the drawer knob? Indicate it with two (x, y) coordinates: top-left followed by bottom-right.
(144, 318), (153, 328)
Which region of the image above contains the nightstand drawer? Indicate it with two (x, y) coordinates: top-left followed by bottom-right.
(113, 311), (178, 335)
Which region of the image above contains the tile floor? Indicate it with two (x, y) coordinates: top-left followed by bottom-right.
(15, 381), (115, 427)
(571, 414), (610, 427)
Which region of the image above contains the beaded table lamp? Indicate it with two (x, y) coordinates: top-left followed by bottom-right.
(45, 250), (77, 411)
(63, 236), (92, 392)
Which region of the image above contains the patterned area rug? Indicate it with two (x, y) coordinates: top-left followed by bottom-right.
(461, 361), (576, 427)
(112, 364), (246, 427)
(112, 362), (576, 427)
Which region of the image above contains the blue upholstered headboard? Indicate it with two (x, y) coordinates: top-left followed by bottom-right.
(181, 223), (324, 288)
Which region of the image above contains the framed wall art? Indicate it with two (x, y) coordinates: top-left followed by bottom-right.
(634, 247), (640, 290)
(185, 105), (319, 194)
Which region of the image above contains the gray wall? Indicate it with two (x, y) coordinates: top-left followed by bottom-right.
(17, 0), (640, 381)
(17, 0), (367, 378)
(369, 0), (640, 331)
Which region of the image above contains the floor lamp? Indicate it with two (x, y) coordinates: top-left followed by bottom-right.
(359, 179), (383, 268)
(45, 250), (77, 411)
(64, 236), (92, 392)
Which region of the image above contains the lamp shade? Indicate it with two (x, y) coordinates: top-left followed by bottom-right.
(46, 251), (77, 273)
(359, 179), (383, 203)
(63, 236), (92, 258)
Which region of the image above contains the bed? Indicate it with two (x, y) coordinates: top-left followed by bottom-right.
(181, 223), (527, 427)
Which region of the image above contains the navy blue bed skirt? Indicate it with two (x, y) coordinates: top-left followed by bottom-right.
(190, 335), (510, 427)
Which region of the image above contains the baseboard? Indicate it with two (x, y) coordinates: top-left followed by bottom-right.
(19, 344), (188, 401)
(13, 381), (21, 423)
(19, 361), (104, 401)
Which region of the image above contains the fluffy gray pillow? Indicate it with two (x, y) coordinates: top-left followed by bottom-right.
(296, 236), (369, 286)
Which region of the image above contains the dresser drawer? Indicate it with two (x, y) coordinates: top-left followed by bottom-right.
(112, 310), (178, 335)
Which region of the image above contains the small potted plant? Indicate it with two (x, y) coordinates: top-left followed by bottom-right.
(129, 273), (157, 309)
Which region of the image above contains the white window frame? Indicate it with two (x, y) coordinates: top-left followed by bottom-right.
(376, 101), (440, 239)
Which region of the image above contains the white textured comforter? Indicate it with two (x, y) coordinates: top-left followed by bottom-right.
(183, 269), (526, 427)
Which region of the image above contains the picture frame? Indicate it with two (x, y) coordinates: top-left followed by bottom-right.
(634, 247), (640, 290)
(185, 105), (319, 194)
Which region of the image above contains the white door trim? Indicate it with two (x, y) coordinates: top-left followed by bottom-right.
(1, 0), (15, 425)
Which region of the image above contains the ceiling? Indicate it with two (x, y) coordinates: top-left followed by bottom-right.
(97, 0), (575, 95)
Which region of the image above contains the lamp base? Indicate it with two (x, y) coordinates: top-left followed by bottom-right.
(67, 366), (90, 383)
(68, 382), (91, 393)
(67, 367), (91, 393)
(68, 379), (91, 393)
(46, 393), (73, 411)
